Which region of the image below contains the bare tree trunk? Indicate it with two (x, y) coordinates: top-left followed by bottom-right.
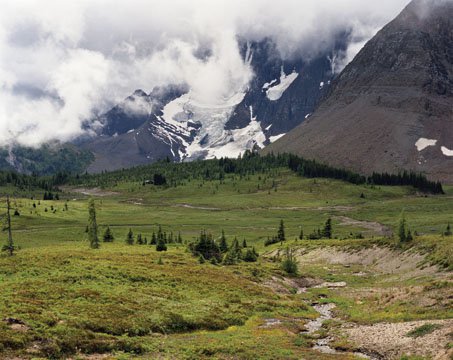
(6, 196), (13, 256)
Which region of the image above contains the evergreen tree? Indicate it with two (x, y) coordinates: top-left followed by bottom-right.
(156, 237), (167, 252)
(219, 230), (228, 253)
(190, 230), (221, 261)
(406, 229), (413, 242)
(299, 228), (304, 240)
(445, 223), (452, 236)
(143, 237), (148, 245)
(87, 199), (100, 249)
(151, 232), (157, 245)
(281, 247), (298, 275)
(398, 214), (407, 243)
(223, 237), (242, 265)
(242, 238), (247, 248)
(243, 248), (258, 262)
(2, 196), (15, 256)
(322, 218), (333, 239)
(157, 225), (163, 242)
(177, 231), (183, 243)
(126, 228), (134, 245)
(277, 219), (285, 242)
(103, 226), (114, 242)
(136, 233), (143, 245)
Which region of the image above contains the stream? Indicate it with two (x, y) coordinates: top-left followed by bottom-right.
(304, 303), (380, 359)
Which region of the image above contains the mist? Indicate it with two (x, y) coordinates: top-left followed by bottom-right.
(0, 0), (412, 147)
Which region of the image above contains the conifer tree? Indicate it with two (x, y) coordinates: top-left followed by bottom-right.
(103, 226), (114, 242)
(299, 228), (304, 240)
(322, 218), (333, 239)
(151, 232), (157, 245)
(398, 214), (407, 243)
(445, 223), (452, 236)
(2, 196), (15, 256)
(219, 230), (228, 253)
(137, 233), (143, 245)
(177, 231), (182, 243)
(281, 247), (298, 275)
(406, 229), (413, 242)
(156, 237), (167, 252)
(87, 199), (100, 249)
(126, 228), (134, 245)
(243, 248), (258, 262)
(223, 237), (242, 265)
(277, 219), (285, 242)
(242, 238), (247, 248)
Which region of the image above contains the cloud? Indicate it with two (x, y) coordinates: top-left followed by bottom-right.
(0, 0), (412, 147)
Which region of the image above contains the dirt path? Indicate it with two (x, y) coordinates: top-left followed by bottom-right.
(173, 204), (222, 211)
(334, 216), (393, 236)
(66, 187), (120, 197)
(342, 319), (453, 360)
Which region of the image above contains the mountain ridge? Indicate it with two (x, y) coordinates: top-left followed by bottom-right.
(264, 0), (453, 183)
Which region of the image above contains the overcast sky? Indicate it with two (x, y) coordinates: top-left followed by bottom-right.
(0, 0), (412, 147)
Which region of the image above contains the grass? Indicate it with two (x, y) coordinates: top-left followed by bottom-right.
(406, 324), (443, 338)
(0, 169), (452, 359)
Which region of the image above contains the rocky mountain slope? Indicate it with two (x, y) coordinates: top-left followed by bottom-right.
(79, 39), (339, 172)
(265, 0), (453, 183)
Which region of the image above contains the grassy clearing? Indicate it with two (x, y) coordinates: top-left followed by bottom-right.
(0, 170), (452, 359)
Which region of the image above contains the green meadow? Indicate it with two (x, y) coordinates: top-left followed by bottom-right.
(0, 168), (452, 359)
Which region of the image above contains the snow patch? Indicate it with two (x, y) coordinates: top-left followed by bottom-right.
(269, 133), (286, 143)
(305, 113), (311, 119)
(319, 81), (325, 89)
(415, 138), (437, 151)
(265, 124), (272, 131)
(263, 79), (277, 90)
(441, 146), (453, 157)
(265, 67), (299, 101)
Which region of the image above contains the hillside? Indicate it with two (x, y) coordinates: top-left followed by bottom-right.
(0, 157), (452, 359)
(265, 0), (453, 183)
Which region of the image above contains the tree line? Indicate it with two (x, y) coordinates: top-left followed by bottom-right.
(64, 152), (443, 194)
(265, 218), (333, 246)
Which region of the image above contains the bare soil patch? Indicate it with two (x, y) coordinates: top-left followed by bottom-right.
(173, 203), (222, 211)
(342, 319), (453, 360)
(296, 246), (440, 278)
(334, 216), (393, 237)
(67, 187), (120, 197)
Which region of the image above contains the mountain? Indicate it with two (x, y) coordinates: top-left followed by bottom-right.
(265, 0), (453, 183)
(0, 144), (94, 176)
(79, 39), (340, 172)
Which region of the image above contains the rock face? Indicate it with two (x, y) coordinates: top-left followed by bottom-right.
(265, 0), (453, 183)
(79, 39), (339, 173)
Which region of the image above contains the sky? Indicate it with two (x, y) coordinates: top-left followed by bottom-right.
(0, 0), (412, 147)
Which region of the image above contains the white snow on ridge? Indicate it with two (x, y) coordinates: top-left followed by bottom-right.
(441, 146), (453, 157)
(269, 133), (286, 143)
(415, 138), (437, 151)
(266, 67), (299, 101)
(159, 90), (264, 160)
(203, 105), (265, 158)
(263, 79), (277, 90)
